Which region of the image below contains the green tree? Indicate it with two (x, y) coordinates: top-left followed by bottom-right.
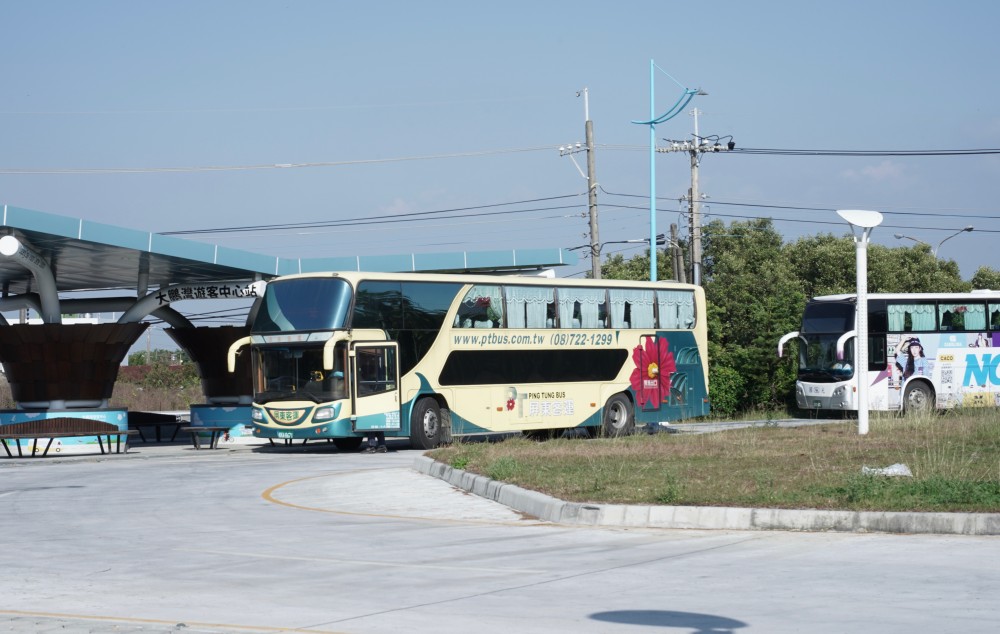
(702, 218), (805, 410)
(129, 348), (191, 366)
(601, 249), (674, 282)
(783, 233), (857, 298)
(970, 266), (1000, 290)
(871, 244), (969, 293)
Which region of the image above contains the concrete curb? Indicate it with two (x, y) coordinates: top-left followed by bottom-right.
(412, 455), (1000, 536)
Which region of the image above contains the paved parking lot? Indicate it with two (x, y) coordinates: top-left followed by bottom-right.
(1, 439), (998, 633)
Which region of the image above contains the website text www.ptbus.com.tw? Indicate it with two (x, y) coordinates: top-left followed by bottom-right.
(453, 332), (616, 347)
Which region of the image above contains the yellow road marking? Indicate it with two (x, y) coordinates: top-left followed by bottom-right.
(0, 609), (347, 633)
(261, 468), (545, 527)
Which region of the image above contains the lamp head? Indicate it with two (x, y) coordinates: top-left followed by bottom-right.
(837, 209), (883, 229)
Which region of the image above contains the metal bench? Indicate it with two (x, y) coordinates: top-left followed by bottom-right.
(181, 426), (231, 450)
(129, 411), (187, 443)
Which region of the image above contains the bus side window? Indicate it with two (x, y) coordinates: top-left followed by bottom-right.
(456, 285), (503, 328)
(556, 288), (606, 329)
(868, 336), (886, 372)
(991, 305), (1000, 330)
(888, 303), (935, 331)
(504, 286), (553, 328)
(939, 303), (986, 331)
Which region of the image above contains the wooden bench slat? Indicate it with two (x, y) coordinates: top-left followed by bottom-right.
(0, 419), (137, 458)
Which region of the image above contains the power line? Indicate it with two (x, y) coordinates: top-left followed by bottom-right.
(730, 147), (1000, 157)
(162, 193), (587, 235)
(0, 146), (559, 175)
(6, 144), (999, 176)
(598, 187), (1000, 221)
(599, 144), (1000, 157)
(597, 201), (1000, 234)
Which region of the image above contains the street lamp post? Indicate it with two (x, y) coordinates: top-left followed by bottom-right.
(893, 226), (974, 257)
(631, 60), (702, 282)
(838, 209), (884, 436)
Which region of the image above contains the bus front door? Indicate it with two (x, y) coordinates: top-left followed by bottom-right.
(350, 342), (402, 433)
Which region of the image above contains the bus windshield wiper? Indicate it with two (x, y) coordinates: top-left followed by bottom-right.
(257, 390), (301, 402)
(799, 370), (835, 381)
(297, 390), (323, 403)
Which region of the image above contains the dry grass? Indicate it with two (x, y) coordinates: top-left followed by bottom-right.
(430, 410), (1000, 512)
(0, 375), (202, 412)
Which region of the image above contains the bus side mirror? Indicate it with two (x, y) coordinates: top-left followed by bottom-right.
(777, 331), (799, 358)
(835, 330), (857, 361)
(227, 336), (253, 373)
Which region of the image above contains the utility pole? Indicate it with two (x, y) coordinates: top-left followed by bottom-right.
(689, 109), (703, 285)
(583, 89), (601, 279)
(560, 88), (602, 279)
(670, 223), (685, 283)
(658, 109), (734, 285)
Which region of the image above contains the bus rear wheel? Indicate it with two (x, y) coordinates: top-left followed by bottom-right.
(410, 397), (442, 449)
(903, 382), (935, 414)
(602, 394), (635, 437)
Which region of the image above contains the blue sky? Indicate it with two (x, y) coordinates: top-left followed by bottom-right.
(2, 1), (998, 350)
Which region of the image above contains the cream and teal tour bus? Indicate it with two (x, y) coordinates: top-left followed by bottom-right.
(228, 271), (710, 450)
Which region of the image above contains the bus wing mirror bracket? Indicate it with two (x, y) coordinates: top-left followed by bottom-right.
(777, 331), (800, 358)
(227, 336), (253, 373)
(836, 330), (857, 361)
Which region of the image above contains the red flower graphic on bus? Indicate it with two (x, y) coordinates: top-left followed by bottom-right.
(629, 337), (676, 408)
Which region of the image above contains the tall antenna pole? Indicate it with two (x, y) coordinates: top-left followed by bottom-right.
(648, 60), (658, 282)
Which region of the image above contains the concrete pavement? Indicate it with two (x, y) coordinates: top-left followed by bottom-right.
(7, 429), (1000, 535)
(3, 436), (999, 633)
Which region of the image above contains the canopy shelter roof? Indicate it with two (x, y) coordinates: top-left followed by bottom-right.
(0, 204), (577, 297)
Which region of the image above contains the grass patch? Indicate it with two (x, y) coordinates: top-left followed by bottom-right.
(429, 410), (1000, 512)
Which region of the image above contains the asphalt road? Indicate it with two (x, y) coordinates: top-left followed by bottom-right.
(1, 440), (997, 633)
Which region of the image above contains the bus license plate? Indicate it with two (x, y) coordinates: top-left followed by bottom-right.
(277, 431), (293, 439)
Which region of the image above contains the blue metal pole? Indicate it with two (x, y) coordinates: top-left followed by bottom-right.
(649, 59), (657, 282)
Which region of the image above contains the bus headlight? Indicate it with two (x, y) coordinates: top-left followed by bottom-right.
(314, 404), (339, 422)
(251, 408), (264, 422)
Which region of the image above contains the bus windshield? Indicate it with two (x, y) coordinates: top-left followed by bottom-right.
(253, 278), (352, 333)
(798, 334), (855, 381)
(800, 300), (854, 334)
(255, 343), (348, 403)
(798, 300), (856, 381)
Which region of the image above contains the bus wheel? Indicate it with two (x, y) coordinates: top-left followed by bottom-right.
(903, 382), (935, 413)
(333, 437), (363, 452)
(410, 398), (442, 449)
(602, 394), (635, 437)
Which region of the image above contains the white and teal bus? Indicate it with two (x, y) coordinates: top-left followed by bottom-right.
(228, 271), (710, 450)
(779, 291), (1000, 413)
